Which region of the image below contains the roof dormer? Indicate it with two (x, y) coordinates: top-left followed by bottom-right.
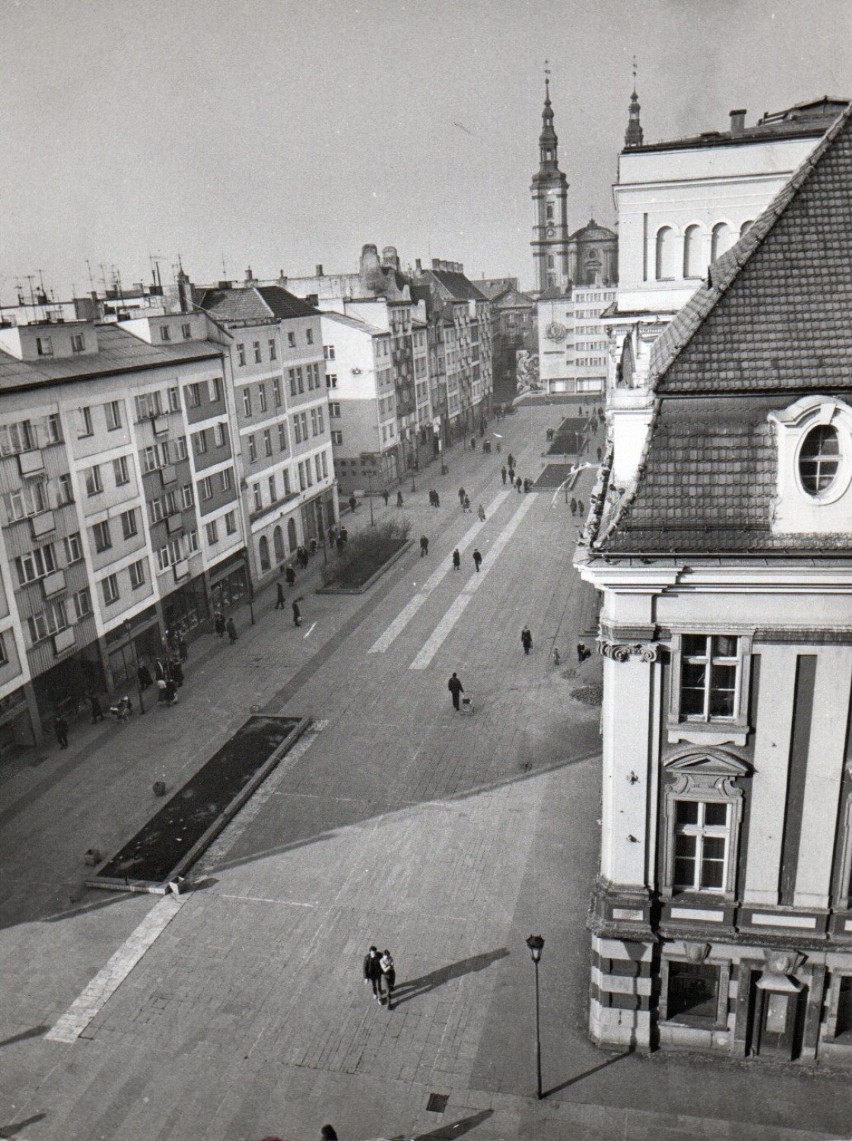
(769, 394), (852, 534)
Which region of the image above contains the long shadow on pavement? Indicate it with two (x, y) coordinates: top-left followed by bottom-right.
(411, 1108), (494, 1138)
(391, 949), (510, 1008)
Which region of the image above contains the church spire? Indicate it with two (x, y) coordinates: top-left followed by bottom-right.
(625, 57), (644, 148)
(538, 63), (559, 173)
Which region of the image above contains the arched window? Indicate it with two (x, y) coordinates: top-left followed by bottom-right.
(799, 425), (840, 494)
(258, 535), (270, 572)
(655, 226), (675, 280)
(711, 222), (734, 262)
(273, 525), (285, 563)
(546, 202), (554, 221)
(287, 518), (297, 552)
(547, 254), (555, 269)
(683, 225), (702, 278)
(740, 220), (753, 238)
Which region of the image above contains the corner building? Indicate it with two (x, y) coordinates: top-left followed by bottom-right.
(576, 106), (852, 1065)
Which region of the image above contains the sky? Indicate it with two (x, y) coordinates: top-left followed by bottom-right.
(2, 0), (850, 301)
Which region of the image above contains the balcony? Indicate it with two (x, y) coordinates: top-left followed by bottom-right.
(166, 513), (183, 535)
(17, 449), (44, 478)
(173, 558), (190, 582)
(30, 510), (56, 540)
(41, 569), (66, 598)
(152, 414), (170, 436)
(53, 626), (76, 655)
(160, 464), (177, 486)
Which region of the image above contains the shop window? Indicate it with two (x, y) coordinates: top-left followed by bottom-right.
(666, 962), (720, 1021)
(836, 976), (852, 1037)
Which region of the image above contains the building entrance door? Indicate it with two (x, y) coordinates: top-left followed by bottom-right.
(749, 976), (805, 1060)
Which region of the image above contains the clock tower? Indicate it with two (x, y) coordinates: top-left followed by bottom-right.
(531, 77), (570, 293)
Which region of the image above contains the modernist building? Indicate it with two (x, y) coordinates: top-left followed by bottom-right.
(606, 94), (848, 485)
(576, 105), (852, 1065)
(0, 314), (245, 746)
(537, 282), (617, 396)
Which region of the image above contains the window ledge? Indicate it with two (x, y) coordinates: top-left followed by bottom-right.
(667, 721), (748, 747)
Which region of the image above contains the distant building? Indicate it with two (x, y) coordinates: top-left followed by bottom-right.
(577, 104), (852, 1066)
(531, 78), (570, 293)
(486, 285), (536, 404)
(536, 277), (616, 396)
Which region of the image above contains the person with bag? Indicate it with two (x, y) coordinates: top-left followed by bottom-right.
(380, 949), (396, 1010)
(363, 945), (384, 1004)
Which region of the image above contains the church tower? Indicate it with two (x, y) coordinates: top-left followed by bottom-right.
(624, 62), (644, 148)
(531, 76), (570, 293)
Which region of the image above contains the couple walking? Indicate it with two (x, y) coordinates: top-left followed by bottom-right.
(363, 945), (396, 1008)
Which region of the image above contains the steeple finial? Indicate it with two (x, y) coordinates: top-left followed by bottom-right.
(625, 57), (644, 148)
(544, 59), (551, 104)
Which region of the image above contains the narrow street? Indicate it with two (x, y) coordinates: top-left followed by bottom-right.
(2, 402), (850, 1140)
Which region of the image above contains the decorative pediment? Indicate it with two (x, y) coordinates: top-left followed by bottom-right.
(663, 748), (751, 798)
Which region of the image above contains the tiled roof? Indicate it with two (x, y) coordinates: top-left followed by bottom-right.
(0, 324), (222, 393)
(321, 311), (385, 335)
(197, 286), (318, 324)
(426, 270), (486, 302)
(592, 103), (852, 557)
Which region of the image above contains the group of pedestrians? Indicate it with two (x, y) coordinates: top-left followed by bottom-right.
(500, 453), (533, 494)
(569, 497), (586, 517)
(363, 945), (396, 1008)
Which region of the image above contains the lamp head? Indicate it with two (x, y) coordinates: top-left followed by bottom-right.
(526, 934), (545, 962)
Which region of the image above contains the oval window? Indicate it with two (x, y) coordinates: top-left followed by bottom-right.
(799, 424), (840, 494)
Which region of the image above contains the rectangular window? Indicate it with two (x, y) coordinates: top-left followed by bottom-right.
(288, 331), (296, 348)
(121, 508), (138, 540)
(93, 520), (112, 553)
(36, 335), (53, 357)
(294, 417), (302, 445)
(263, 429), (272, 457)
(306, 328), (314, 345)
(150, 498), (163, 524)
(243, 389), (252, 417)
(135, 392), (162, 421)
(273, 377), (282, 406)
(201, 476), (214, 501)
(105, 400), (122, 431)
(315, 454), (322, 482)
(296, 367), (304, 394)
(310, 408), (319, 436)
(258, 383), (267, 412)
(324, 344), (335, 360)
(268, 474), (276, 501)
(316, 405), (324, 434)
(185, 530), (198, 555)
(168, 386), (180, 412)
(326, 372), (337, 389)
(174, 436), (188, 462)
(187, 382), (202, 407)
(16, 544), (56, 584)
(237, 343), (246, 367)
(73, 587), (92, 619)
(673, 801), (730, 892)
(215, 422), (227, 448)
(321, 450), (328, 479)
(46, 413), (62, 444)
(206, 520), (219, 545)
(64, 532), (83, 564)
(269, 339), (277, 361)
(254, 341), (262, 363)
(329, 401), (341, 417)
(85, 465), (103, 496)
(680, 635), (739, 720)
(666, 962), (720, 1022)
(181, 323), (192, 340)
(113, 455), (130, 486)
(331, 430), (343, 445)
(71, 333), (84, 354)
(78, 407), (93, 438)
(298, 462), (306, 491)
(193, 430), (208, 455)
(102, 574), (120, 605)
(181, 484), (194, 509)
(225, 510), (237, 535)
(252, 484), (262, 512)
(221, 467), (232, 492)
(278, 422), (288, 451)
(57, 474), (74, 506)
(129, 559), (146, 589)
(159, 325), (171, 342)
(282, 468), (291, 496)
(142, 446), (160, 473)
(248, 435), (257, 463)
(27, 600), (67, 644)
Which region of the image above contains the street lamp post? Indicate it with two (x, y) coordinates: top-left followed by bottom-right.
(123, 620), (145, 715)
(526, 934), (545, 1099)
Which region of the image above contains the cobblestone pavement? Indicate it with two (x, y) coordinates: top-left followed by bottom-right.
(2, 401), (852, 1140)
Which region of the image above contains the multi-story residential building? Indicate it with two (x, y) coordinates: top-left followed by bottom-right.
(188, 282), (337, 580)
(605, 93), (847, 485)
(477, 280), (536, 405)
(0, 314), (242, 746)
(537, 283), (616, 396)
(576, 106), (852, 1066)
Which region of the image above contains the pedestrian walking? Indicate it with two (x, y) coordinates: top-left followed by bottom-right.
(552, 646), (561, 666)
(501, 465), (507, 484)
(90, 692), (105, 724)
(363, 945), (384, 1003)
(420, 535), (429, 557)
(285, 565), (296, 587)
(226, 617), (238, 643)
(448, 671), (464, 711)
(339, 526), (348, 544)
(523, 478), (532, 493)
(570, 497), (577, 515)
(383, 489), (389, 506)
(477, 503), (485, 521)
(577, 499), (584, 515)
(275, 581), (286, 610)
(470, 436), (476, 450)
(396, 490), (404, 508)
(596, 445), (602, 462)
(348, 494), (357, 512)
(463, 495), (471, 513)
(508, 466), (515, 483)
(515, 477), (522, 493)
(521, 626), (533, 655)
(472, 548), (482, 572)
(507, 453), (515, 468)
(54, 714), (69, 749)
(292, 597), (304, 627)
(577, 642), (591, 663)
(434, 490), (440, 507)
(458, 486), (466, 505)
(162, 678), (178, 706)
(137, 661), (153, 689)
(452, 548), (461, 571)
(177, 632), (188, 662)
(380, 949), (396, 1010)
(170, 658), (184, 687)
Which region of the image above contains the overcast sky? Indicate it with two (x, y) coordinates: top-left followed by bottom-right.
(2, 0), (850, 301)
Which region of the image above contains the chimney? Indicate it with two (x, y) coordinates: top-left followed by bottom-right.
(415, 258), (422, 274)
(729, 109), (747, 136)
(315, 264), (324, 277)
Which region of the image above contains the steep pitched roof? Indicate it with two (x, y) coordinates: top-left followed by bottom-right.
(592, 103), (852, 557)
(197, 285), (318, 324)
(425, 270), (486, 302)
(254, 286), (319, 319)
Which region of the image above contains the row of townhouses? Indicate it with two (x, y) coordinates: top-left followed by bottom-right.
(0, 253), (493, 747)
